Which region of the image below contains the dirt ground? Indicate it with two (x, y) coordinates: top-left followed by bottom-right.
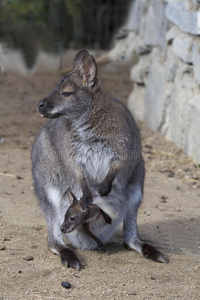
(0, 61), (200, 300)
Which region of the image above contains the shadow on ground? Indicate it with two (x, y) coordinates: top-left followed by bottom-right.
(104, 216), (200, 257)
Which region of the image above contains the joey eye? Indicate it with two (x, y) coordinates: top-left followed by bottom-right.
(70, 217), (75, 221)
(61, 91), (73, 97)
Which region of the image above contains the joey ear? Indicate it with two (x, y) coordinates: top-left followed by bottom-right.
(79, 55), (97, 88)
(73, 49), (89, 68)
(67, 190), (77, 205)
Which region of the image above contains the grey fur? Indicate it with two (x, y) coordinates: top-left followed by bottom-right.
(32, 50), (166, 270)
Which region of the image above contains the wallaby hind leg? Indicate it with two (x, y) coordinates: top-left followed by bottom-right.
(38, 189), (81, 270)
(123, 171), (166, 263)
(83, 223), (106, 253)
(47, 214), (81, 270)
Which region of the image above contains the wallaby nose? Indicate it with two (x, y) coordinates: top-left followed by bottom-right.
(38, 100), (45, 109)
(38, 99), (47, 116)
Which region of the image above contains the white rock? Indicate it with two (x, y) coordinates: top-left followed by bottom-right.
(127, 84), (145, 121)
(172, 35), (193, 63)
(166, 26), (180, 43)
(165, 0), (200, 35)
(165, 81), (190, 150)
(115, 0), (200, 163)
(130, 55), (150, 84)
(165, 47), (179, 82)
(187, 95), (200, 162)
(110, 31), (138, 63)
(124, 0), (146, 31)
(144, 62), (168, 131)
(192, 41), (200, 84)
(144, 0), (167, 49)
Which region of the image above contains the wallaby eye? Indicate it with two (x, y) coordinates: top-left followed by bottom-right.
(61, 91), (73, 97)
(70, 217), (75, 221)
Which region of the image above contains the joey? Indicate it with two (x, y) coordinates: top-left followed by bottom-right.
(60, 191), (112, 252)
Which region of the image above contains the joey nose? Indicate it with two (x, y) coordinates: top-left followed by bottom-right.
(60, 225), (66, 233)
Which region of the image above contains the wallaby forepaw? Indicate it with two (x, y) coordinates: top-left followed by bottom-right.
(60, 248), (81, 271)
(80, 196), (93, 212)
(142, 243), (167, 264)
(99, 181), (112, 197)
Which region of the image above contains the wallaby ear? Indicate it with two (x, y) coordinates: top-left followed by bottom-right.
(73, 49), (89, 68)
(67, 190), (77, 205)
(79, 55), (97, 88)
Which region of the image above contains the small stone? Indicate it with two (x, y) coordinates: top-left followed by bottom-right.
(23, 256), (34, 261)
(129, 292), (137, 295)
(31, 245), (37, 249)
(161, 195), (167, 203)
(61, 281), (71, 289)
(167, 171), (175, 178)
(151, 276), (156, 280)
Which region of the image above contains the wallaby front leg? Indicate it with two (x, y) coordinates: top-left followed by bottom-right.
(99, 165), (117, 196)
(79, 177), (93, 211)
(99, 159), (134, 197)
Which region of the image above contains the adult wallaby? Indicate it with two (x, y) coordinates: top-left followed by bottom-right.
(32, 49), (166, 271)
(60, 190), (112, 252)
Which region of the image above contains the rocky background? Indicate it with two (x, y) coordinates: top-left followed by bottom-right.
(115, 0), (200, 164)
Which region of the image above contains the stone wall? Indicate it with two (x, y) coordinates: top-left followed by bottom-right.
(119, 0), (200, 163)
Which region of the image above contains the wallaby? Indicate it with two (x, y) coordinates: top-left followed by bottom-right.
(60, 190), (112, 252)
(32, 49), (166, 271)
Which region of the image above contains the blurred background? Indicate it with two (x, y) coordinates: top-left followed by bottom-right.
(1, 0), (200, 165)
(0, 0), (131, 69)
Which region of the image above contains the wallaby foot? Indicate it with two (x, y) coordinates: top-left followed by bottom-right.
(99, 180), (112, 197)
(99, 245), (106, 253)
(124, 242), (167, 264)
(60, 248), (81, 271)
(141, 243), (167, 263)
(101, 210), (112, 224)
(99, 172), (116, 196)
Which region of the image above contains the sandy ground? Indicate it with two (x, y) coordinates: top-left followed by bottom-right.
(0, 63), (200, 299)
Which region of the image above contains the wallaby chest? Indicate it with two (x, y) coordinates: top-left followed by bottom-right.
(74, 137), (113, 185)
